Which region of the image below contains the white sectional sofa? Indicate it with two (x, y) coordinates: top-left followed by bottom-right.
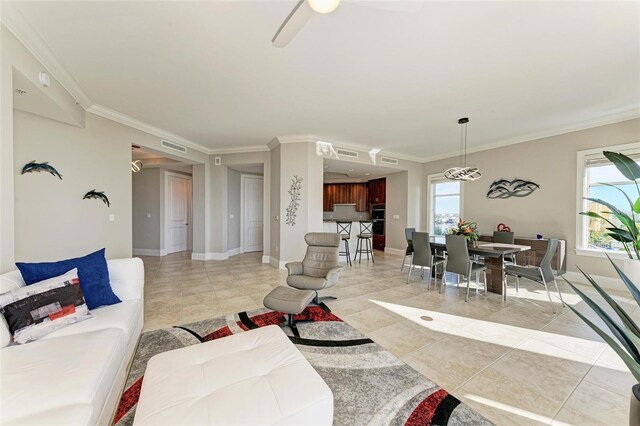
(0, 258), (144, 426)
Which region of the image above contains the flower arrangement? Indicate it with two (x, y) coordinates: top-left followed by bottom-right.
(449, 219), (480, 241)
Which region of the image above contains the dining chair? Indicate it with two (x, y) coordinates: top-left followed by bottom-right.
(406, 232), (445, 289)
(504, 238), (565, 313)
(443, 234), (487, 302)
(336, 221), (353, 267)
(353, 221), (374, 263)
(400, 228), (415, 271)
(493, 231), (516, 264)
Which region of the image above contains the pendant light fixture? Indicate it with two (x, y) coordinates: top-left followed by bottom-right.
(131, 144), (143, 173)
(444, 117), (481, 181)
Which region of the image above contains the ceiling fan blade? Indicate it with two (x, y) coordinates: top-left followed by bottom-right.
(272, 0), (315, 48)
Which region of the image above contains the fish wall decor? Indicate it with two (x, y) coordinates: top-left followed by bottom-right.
(83, 190), (111, 207)
(487, 178), (540, 199)
(21, 161), (62, 180)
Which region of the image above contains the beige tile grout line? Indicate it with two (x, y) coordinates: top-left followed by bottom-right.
(548, 345), (607, 424)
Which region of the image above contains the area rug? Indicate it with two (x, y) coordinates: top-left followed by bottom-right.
(114, 306), (492, 425)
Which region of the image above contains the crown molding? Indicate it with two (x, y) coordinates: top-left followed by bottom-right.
(420, 106), (640, 163)
(1, 4), (93, 109)
(272, 134), (428, 163)
(87, 104), (214, 155)
(210, 145), (270, 155)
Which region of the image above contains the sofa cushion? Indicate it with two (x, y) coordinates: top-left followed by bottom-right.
(0, 328), (125, 425)
(0, 269), (93, 344)
(16, 248), (121, 310)
(41, 298), (142, 343)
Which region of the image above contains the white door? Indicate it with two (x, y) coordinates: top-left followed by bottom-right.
(165, 173), (191, 254)
(242, 175), (263, 253)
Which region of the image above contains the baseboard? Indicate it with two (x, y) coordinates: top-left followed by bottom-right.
(384, 247), (406, 256)
(227, 247), (241, 257)
(262, 255), (270, 264)
(132, 248), (166, 257)
(269, 256), (288, 269)
(563, 270), (624, 292)
(190, 252), (230, 261)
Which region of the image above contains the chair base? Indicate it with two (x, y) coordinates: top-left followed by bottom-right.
(313, 293), (337, 305)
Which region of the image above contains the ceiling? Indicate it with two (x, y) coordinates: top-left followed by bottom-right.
(7, 1), (640, 160)
(323, 158), (399, 183)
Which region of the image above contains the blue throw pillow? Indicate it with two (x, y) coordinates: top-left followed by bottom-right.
(15, 248), (121, 310)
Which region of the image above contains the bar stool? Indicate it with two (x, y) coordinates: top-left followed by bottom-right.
(336, 221), (352, 267)
(354, 221), (375, 263)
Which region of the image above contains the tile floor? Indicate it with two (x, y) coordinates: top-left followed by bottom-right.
(140, 250), (636, 425)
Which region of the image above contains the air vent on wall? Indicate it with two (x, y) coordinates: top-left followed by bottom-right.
(161, 139), (187, 154)
(336, 148), (358, 158)
(380, 156), (398, 165)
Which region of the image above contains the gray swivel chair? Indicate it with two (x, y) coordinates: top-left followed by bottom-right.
(406, 232), (446, 289)
(443, 234), (487, 302)
(400, 228), (415, 271)
(493, 231), (516, 264)
(286, 233), (344, 304)
(504, 238), (565, 313)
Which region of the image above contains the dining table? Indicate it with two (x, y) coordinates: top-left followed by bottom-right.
(429, 236), (532, 296)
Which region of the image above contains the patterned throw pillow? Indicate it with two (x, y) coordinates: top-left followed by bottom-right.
(0, 269), (93, 344)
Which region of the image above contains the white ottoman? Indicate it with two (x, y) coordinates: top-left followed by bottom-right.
(133, 325), (333, 425)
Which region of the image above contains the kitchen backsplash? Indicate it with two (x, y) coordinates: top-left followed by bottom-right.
(323, 204), (371, 221)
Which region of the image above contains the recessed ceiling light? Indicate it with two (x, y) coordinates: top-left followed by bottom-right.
(365, 173), (370, 176)
(348, 169), (354, 172)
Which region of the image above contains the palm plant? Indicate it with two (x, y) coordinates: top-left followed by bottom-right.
(564, 258), (640, 383)
(580, 151), (640, 259)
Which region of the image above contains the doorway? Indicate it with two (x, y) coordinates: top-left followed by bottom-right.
(164, 172), (193, 254)
(241, 175), (264, 253)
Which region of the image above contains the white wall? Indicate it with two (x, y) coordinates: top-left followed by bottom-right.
(132, 168), (162, 253)
(275, 142), (324, 264)
(227, 168), (241, 251)
(423, 118), (640, 278)
(1, 25), (86, 271)
(201, 151), (271, 260)
(13, 110), (133, 261)
(385, 171), (409, 251)
(270, 144), (281, 264)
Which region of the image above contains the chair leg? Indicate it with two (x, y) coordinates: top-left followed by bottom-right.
(465, 275), (471, 302)
(369, 239), (375, 263)
(541, 277), (556, 314)
(475, 272), (480, 294)
(406, 265), (413, 284)
(427, 267), (432, 290)
(483, 271), (488, 296)
(503, 274), (507, 301)
(516, 275), (519, 293)
(553, 279), (566, 307)
(345, 240), (351, 267)
(440, 264), (446, 294)
(400, 254), (406, 271)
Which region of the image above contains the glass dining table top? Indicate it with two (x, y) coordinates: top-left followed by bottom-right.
(429, 236), (531, 258)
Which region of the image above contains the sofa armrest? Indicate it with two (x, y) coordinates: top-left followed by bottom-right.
(285, 262), (303, 276)
(107, 258), (144, 301)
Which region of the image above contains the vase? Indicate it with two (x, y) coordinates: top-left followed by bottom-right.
(631, 384), (640, 426)
(623, 258), (640, 284)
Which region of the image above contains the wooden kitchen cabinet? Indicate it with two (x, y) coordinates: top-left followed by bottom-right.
(367, 178), (386, 204)
(323, 183), (368, 212)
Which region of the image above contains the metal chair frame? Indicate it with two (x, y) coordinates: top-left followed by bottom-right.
(354, 221), (375, 263)
(336, 221), (353, 267)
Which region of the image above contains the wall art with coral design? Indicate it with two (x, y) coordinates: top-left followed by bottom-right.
(285, 175), (303, 226)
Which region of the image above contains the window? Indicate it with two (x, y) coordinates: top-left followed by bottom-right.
(576, 144), (639, 256)
(428, 175), (462, 236)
